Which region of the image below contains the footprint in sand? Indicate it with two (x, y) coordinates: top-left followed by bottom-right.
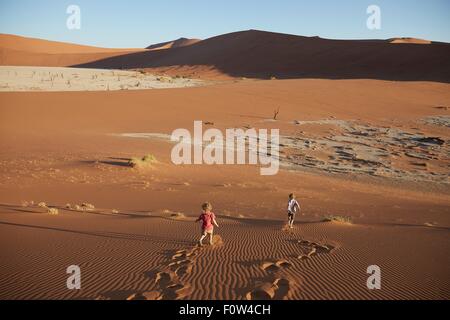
(246, 238), (334, 300)
(152, 269), (193, 300)
(140, 291), (162, 300)
(161, 283), (193, 300)
(261, 259), (292, 273)
(126, 266), (193, 300)
(246, 277), (291, 300)
(168, 259), (193, 277)
(143, 246), (202, 300)
(245, 259), (293, 300)
(296, 240), (334, 259)
(175, 264), (193, 278)
(128, 237), (224, 300)
(172, 248), (199, 259)
(155, 270), (176, 287)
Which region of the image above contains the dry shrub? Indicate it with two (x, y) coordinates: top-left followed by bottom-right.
(81, 203), (95, 211)
(170, 212), (185, 218)
(47, 207), (59, 215)
(323, 215), (352, 224)
(129, 154), (157, 168)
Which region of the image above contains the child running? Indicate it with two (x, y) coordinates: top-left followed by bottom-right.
(287, 193), (300, 229)
(195, 202), (219, 246)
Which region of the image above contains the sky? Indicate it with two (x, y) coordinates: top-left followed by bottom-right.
(0, 0), (449, 48)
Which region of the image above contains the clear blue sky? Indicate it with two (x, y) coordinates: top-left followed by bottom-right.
(1, 0), (449, 48)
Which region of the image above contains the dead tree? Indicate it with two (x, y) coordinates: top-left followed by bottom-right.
(273, 107), (280, 120)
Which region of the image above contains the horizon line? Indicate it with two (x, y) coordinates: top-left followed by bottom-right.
(2, 29), (449, 49)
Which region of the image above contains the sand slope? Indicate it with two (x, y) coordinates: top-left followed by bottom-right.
(74, 30), (450, 82)
(0, 34), (146, 54)
(0, 206), (448, 300)
(389, 37), (432, 44)
(2, 31), (449, 81)
(146, 38), (201, 50)
(0, 34), (147, 67)
(0, 79), (449, 299)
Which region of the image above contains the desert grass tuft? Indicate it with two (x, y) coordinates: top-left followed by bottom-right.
(47, 207), (59, 215)
(170, 212), (185, 218)
(323, 215), (352, 224)
(38, 202), (47, 208)
(81, 203), (95, 211)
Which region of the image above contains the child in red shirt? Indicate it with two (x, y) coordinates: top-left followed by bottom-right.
(195, 202), (219, 246)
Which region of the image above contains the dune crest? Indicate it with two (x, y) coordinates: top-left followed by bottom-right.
(2, 31), (449, 82)
(0, 33), (147, 67)
(74, 29), (450, 82)
(389, 37), (432, 44)
(146, 38), (201, 50)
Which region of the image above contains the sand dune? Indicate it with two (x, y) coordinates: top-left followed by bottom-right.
(0, 33), (147, 67)
(73, 30), (450, 82)
(0, 34), (145, 54)
(0, 204), (448, 300)
(389, 37), (432, 44)
(0, 29), (449, 300)
(0, 78), (449, 299)
(146, 38), (201, 50)
(2, 31), (449, 81)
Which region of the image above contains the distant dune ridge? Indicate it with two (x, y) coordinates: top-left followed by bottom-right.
(146, 38), (201, 50)
(389, 37), (432, 44)
(1, 30), (450, 81)
(0, 33), (147, 67)
(0, 34), (146, 54)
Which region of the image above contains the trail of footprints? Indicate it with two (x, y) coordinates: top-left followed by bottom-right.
(124, 247), (201, 300)
(246, 259), (292, 300)
(296, 239), (334, 260)
(246, 239), (334, 300)
(150, 247), (201, 300)
(124, 237), (334, 300)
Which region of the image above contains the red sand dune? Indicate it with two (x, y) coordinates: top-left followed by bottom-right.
(146, 38), (201, 50)
(0, 34), (147, 67)
(1, 30), (450, 301)
(73, 30), (450, 82)
(389, 37), (431, 44)
(0, 79), (449, 299)
(2, 30), (449, 81)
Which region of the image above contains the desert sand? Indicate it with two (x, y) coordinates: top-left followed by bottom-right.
(146, 38), (202, 50)
(0, 32), (449, 300)
(73, 30), (450, 82)
(389, 37), (432, 44)
(0, 34), (147, 67)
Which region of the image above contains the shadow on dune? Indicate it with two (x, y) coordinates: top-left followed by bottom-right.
(375, 222), (450, 231)
(218, 215), (282, 226)
(98, 290), (139, 300)
(0, 220), (193, 245)
(99, 160), (132, 167)
(218, 214), (326, 227)
(0, 206), (41, 214)
(72, 30), (450, 83)
(79, 158), (132, 168)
